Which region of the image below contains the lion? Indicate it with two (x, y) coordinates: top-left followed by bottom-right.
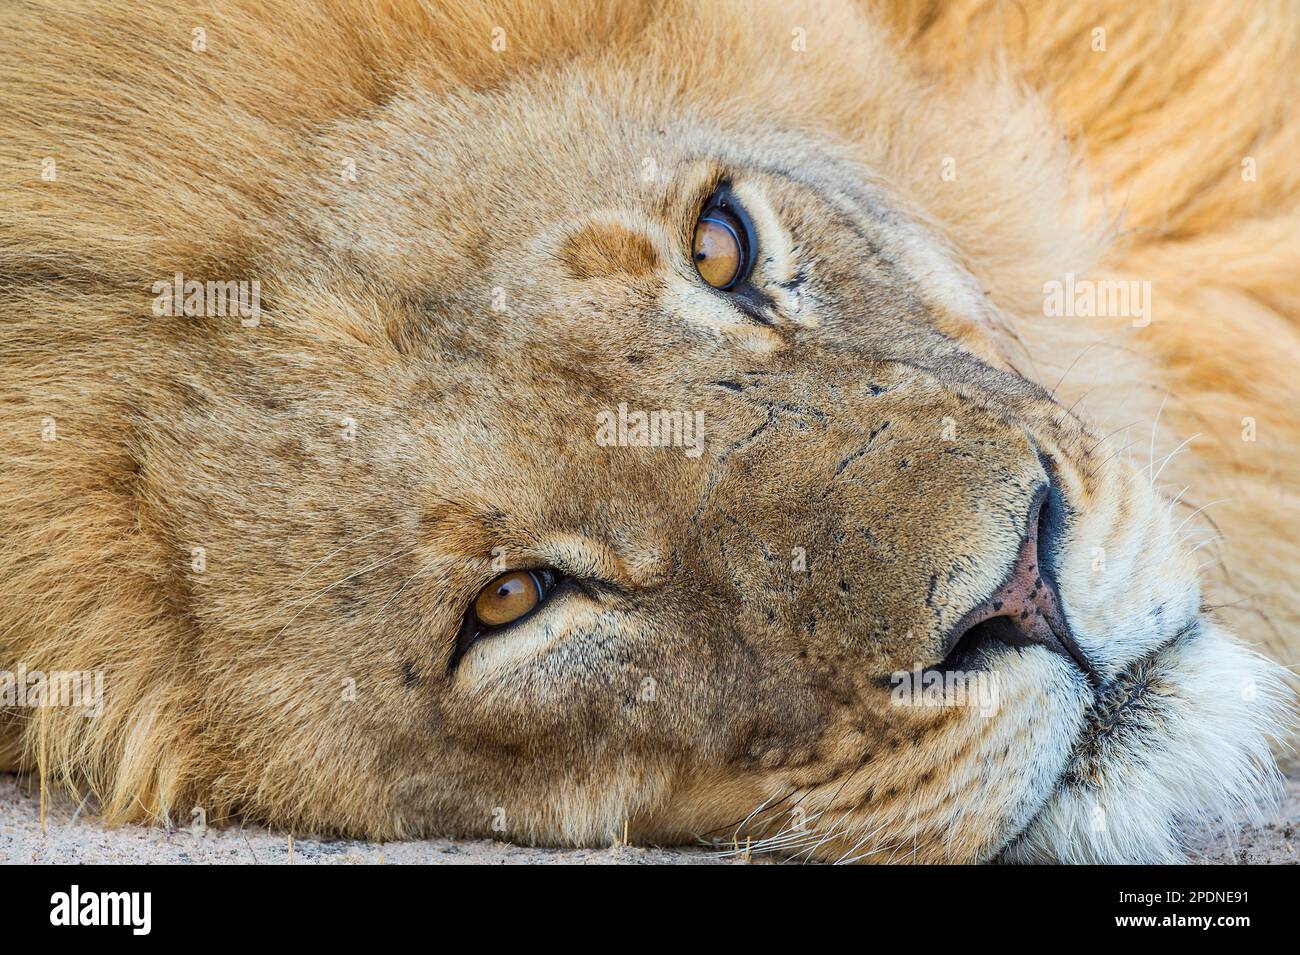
(0, 0), (1296, 864)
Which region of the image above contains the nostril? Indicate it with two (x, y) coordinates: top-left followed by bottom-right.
(936, 481), (1099, 683)
(941, 616), (1022, 672)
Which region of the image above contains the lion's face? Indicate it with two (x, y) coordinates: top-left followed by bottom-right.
(109, 60), (1286, 861)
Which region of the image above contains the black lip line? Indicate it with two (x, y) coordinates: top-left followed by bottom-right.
(1030, 451), (1102, 687)
(988, 618), (1202, 860)
(1088, 617), (1200, 700)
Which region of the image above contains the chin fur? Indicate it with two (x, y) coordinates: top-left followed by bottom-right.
(1000, 623), (1292, 863)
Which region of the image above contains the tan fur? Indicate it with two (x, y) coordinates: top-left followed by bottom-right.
(0, 0), (1295, 862)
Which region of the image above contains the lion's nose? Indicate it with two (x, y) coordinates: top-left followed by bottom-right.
(940, 485), (1099, 684)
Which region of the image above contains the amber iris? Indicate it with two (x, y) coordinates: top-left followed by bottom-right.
(472, 570), (554, 628)
(692, 207), (748, 289)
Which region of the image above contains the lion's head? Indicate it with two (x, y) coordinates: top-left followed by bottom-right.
(1, 0), (1291, 863)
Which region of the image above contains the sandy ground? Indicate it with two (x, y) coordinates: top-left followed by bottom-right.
(1, 772), (1295, 864)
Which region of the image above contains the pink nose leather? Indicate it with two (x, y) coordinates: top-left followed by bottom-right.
(945, 488), (1098, 683)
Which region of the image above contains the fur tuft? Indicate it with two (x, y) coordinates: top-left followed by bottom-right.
(1002, 628), (1294, 863)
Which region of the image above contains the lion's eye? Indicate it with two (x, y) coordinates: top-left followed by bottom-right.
(471, 569), (557, 629)
(693, 197), (753, 290)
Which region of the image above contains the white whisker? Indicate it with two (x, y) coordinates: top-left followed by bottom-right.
(1147, 390), (1171, 484)
(1151, 432), (1200, 485)
(1175, 498), (1231, 535)
(272, 545), (418, 641)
